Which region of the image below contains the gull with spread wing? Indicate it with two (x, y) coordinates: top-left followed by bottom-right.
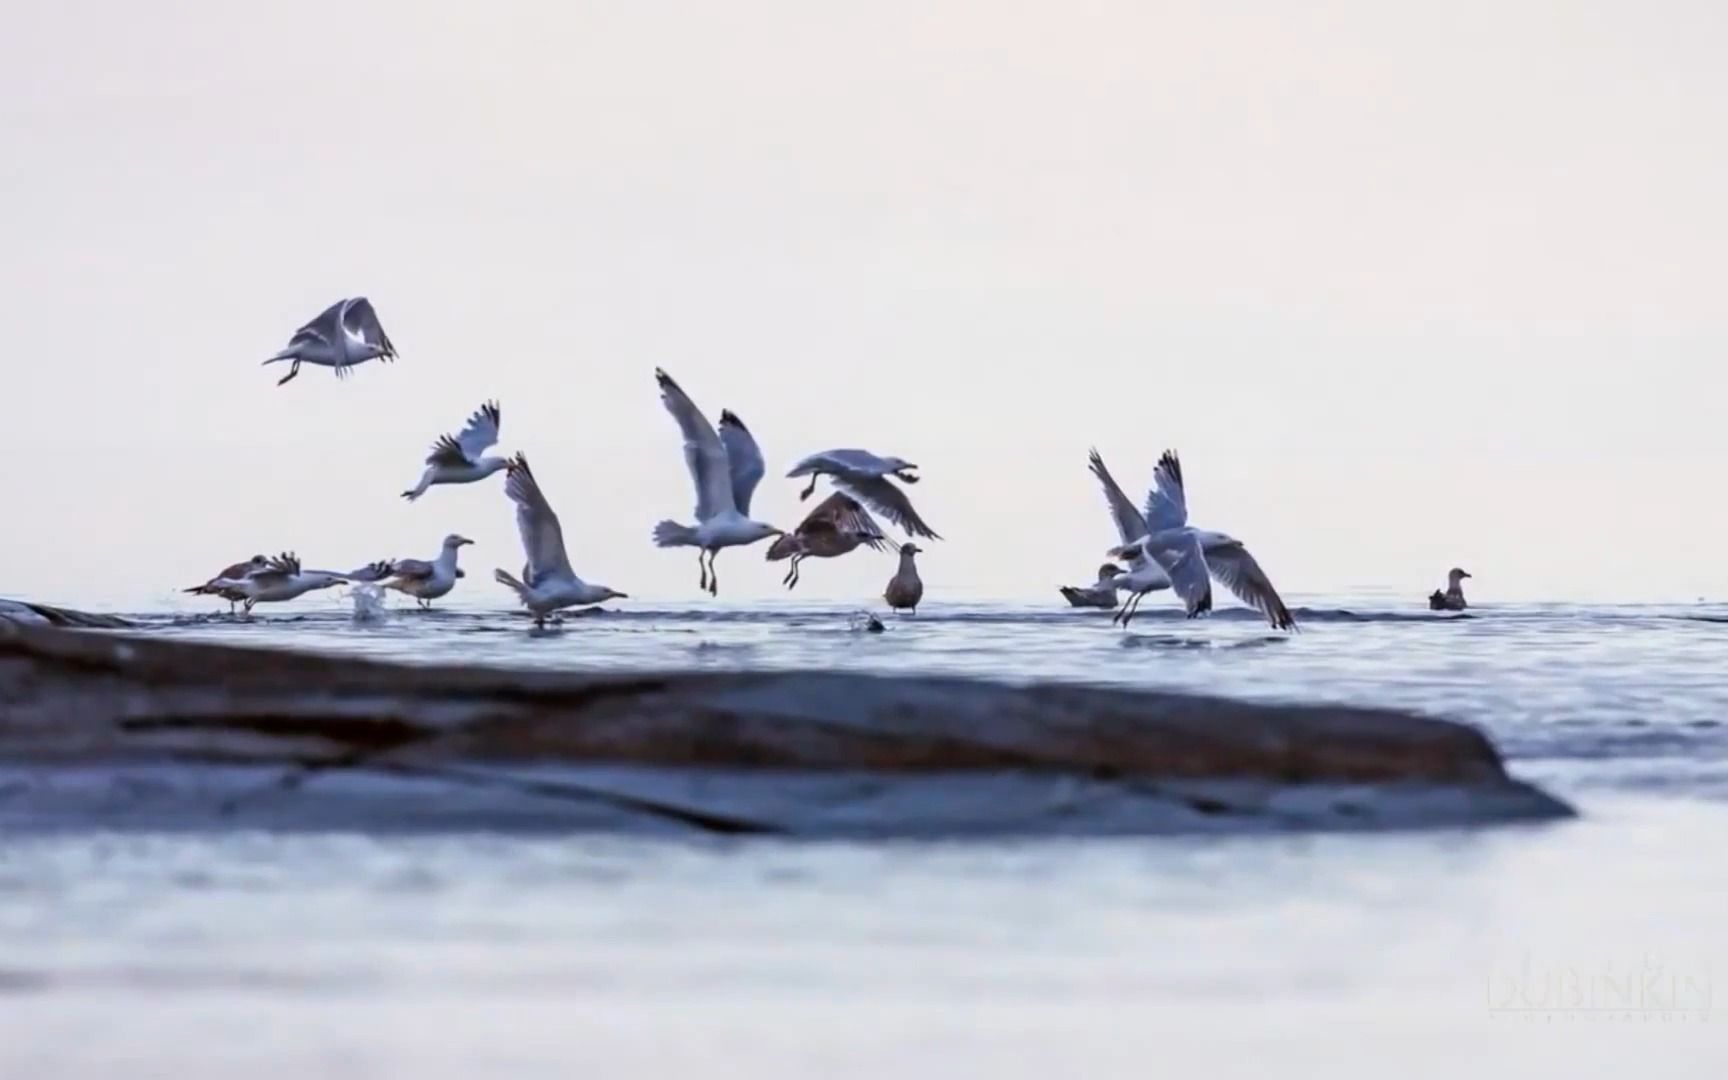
(1106, 450), (1297, 631)
(1086, 449), (1173, 626)
(786, 449), (941, 541)
(401, 401), (507, 500)
(203, 553), (351, 613)
(651, 369), (783, 595)
(262, 297), (398, 386)
(183, 554), (270, 614)
(494, 455), (626, 626)
(764, 492), (888, 589)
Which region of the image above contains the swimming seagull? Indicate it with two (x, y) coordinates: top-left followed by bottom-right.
(883, 543), (925, 614)
(1429, 568), (1471, 611)
(651, 369), (784, 595)
(261, 297), (398, 386)
(494, 455), (627, 626)
(786, 449), (941, 540)
(1086, 449), (1173, 625)
(1059, 563), (1127, 609)
(401, 401), (507, 501)
(205, 553), (351, 613)
(1107, 450), (1297, 631)
(183, 554), (270, 614)
(765, 492), (888, 589)
(376, 534), (474, 608)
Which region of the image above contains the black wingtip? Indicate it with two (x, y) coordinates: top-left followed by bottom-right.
(655, 367), (676, 389)
(719, 409), (747, 431)
(1159, 449), (1183, 486)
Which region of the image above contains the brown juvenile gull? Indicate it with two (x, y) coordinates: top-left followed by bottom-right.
(764, 492), (888, 589)
(883, 543), (925, 614)
(400, 401), (508, 501)
(1106, 450), (1297, 632)
(786, 449), (941, 541)
(183, 554), (270, 614)
(204, 553), (350, 614)
(650, 369), (784, 596)
(1429, 568), (1472, 611)
(261, 297), (398, 386)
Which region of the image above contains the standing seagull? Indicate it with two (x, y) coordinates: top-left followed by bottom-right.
(883, 543), (925, 614)
(765, 492), (888, 589)
(183, 554), (270, 614)
(401, 401), (507, 501)
(1108, 450), (1297, 631)
(1086, 449), (1173, 626)
(262, 297), (398, 386)
(787, 449), (941, 540)
(377, 534), (474, 608)
(651, 369), (784, 595)
(494, 455), (627, 626)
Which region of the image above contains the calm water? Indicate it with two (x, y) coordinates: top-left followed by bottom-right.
(3, 596), (1724, 1074)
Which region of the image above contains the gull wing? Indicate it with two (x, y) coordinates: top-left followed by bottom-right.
(503, 454), (574, 586)
(1141, 532), (1212, 618)
(656, 369), (735, 521)
(1142, 449), (1188, 532)
(427, 401), (501, 466)
(833, 475), (941, 541)
(341, 297), (398, 359)
(718, 410), (765, 516)
(1204, 539), (1296, 631)
(1087, 449), (1149, 545)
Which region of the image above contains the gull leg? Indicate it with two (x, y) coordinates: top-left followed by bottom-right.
(799, 476), (818, 501)
(275, 361), (300, 387)
(707, 550), (721, 596)
(697, 551), (709, 592)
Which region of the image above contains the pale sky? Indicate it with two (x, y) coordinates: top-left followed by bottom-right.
(4, 2), (1725, 607)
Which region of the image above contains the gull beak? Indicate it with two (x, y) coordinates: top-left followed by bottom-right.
(457, 537), (475, 547)
(611, 590), (629, 599)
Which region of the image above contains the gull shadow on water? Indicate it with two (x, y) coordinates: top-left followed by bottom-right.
(1117, 634), (1290, 652)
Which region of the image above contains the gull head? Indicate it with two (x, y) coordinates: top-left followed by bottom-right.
(1097, 563), (1125, 582)
(899, 543), (923, 557)
(443, 534), (476, 550)
(1448, 567), (1472, 582)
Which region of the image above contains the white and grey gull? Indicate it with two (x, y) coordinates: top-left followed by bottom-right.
(373, 534), (474, 609)
(495, 455), (627, 626)
(401, 401), (507, 501)
(1085, 449), (1173, 626)
(786, 449), (941, 540)
(262, 297), (398, 386)
(651, 369), (784, 595)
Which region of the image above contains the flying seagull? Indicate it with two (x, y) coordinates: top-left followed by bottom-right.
(262, 297), (398, 386)
(494, 455), (627, 626)
(1086, 449), (1173, 626)
(203, 552), (351, 613)
(786, 448), (941, 540)
(402, 401), (507, 500)
(651, 369), (784, 595)
(764, 491), (888, 588)
(183, 554), (270, 614)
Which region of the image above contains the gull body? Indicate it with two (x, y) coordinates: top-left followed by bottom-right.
(1059, 563), (1127, 609)
(402, 401), (508, 501)
(765, 492), (888, 588)
(261, 297), (398, 386)
(1107, 450), (1296, 631)
(884, 543), (925, 614)
(786, 448), (941, 540)
(651, 369), (783, 595)
(1086, 449), (1173, 625)
(380, 534), (474, 608)
(1429, 568), (1472, 611)
(494, 455), (626, 626)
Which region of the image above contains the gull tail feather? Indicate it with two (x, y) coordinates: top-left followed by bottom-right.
(494, 568), (531, 602)
(653, 521), (700, 548)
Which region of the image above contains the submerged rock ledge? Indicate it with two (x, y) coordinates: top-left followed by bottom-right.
(0, 621), (1571, 835)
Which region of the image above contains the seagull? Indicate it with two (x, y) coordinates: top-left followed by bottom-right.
(183, 554), (270, 614)
(402, 401), (507, 501)
(764, 492), (888, 588)
(1086, 449), (1173, 625)
(1429, 568), (1472, 611)
(494, 455), (627, 626)
(261, 297), (398, 386)
(786, 449), (941, 540)
(1059, 563), (1127, 609)
(1106, 450), (1297, 631)
(205, 553), (350, 613)
(375, 534), (474, 609)
(884, 543), (925, 614)
(651, 369), (784, 595)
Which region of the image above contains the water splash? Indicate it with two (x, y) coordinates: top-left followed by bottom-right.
(349, 584), (388, 624)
